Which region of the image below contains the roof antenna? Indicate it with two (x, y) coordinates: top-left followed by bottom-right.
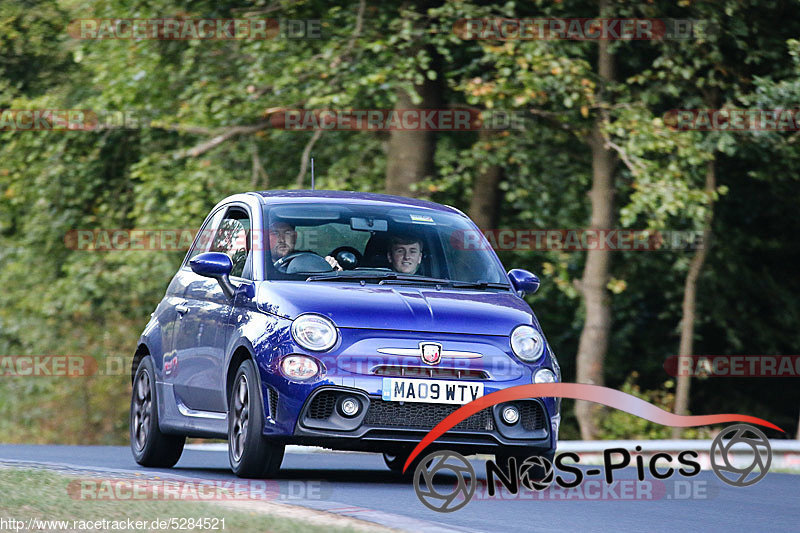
(310, 157), (315, 190)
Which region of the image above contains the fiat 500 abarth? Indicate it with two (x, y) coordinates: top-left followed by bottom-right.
(130, 190), (560, 477)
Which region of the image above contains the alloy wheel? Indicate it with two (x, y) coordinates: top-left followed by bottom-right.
(132, 370), (152, 451)
(231, 374), (250, 462)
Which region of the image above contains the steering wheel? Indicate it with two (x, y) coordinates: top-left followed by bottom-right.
(329, 246), (363, 270)
(273, 251), (326, 272)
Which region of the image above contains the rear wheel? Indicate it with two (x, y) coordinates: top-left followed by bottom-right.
(130, 356), (185, 468)
(228, 359), (285, 478)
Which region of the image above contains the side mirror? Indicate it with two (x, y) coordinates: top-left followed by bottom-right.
(190, 252), (236, 298)
(508, 269), (540, 296)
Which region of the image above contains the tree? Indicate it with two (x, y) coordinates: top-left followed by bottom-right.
(573, 0), (617, 438)
(467, 131), (503, 228)
(385, 71), (442, 196)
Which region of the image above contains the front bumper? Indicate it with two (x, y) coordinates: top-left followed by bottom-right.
(256, 327), (560, 455)
(285, 386), (553, 455)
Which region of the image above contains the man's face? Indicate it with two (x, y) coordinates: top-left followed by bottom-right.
(387, 241), (422, 274)
(269, 222), (297, 260)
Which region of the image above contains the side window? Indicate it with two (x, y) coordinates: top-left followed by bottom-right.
(186, 209), (225, 264)
(210, 207), (252, 279)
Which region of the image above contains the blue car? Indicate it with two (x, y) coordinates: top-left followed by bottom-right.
(130, 190), (560, 477)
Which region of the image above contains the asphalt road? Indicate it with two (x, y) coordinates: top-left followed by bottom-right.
(0, 444), (798, 532)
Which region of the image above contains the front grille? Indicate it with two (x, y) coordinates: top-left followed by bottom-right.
(307, 391), (337, 419)
(268, 387), (279, 420)
(364, 399), (494, 432)
(519, 401), (546, 431)
(373, 365), (490, 380)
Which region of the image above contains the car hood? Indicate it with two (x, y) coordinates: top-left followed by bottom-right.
(257, 282), (536, 336)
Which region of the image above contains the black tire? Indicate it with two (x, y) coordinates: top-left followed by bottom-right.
(383, 450), (425, 476)
(228, 359), (285, 478)
(383, 452), (406, 472)
(495, 450), (555, 480)
(130, 356), (185, 468)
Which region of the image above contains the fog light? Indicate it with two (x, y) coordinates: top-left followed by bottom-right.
(340, 397), (361, 417)
(502, 405), (520, 424)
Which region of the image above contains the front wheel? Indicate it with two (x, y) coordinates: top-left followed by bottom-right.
(383, 450), (424, 476)
(228, 359), (285, 478)
(383, 452), (406, 472)
(130, 356), (185, 468)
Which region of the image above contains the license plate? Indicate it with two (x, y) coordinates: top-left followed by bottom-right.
(381, 378), (484, 405)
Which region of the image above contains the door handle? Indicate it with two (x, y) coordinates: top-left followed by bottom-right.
(176, 305), (189, 316)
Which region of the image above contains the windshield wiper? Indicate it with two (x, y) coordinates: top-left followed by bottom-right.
(450, 281), (511, 290)
(306, 273), (510, 290)
(378, 275), (454, 286)
(305, 272), (453, 286)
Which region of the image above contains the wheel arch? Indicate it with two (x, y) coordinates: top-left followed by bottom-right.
(226, 343), (259, 409)
(131, 343), (150, 384)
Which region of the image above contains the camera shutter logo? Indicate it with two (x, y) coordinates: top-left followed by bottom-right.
(413, 450), (475, 512)
(710, 424), (772, 487)
(518, 456), (555, 491)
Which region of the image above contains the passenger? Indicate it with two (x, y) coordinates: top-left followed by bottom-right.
(386, 235), (423, 275)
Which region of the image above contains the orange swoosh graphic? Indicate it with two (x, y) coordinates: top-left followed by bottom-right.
(403, 382), (784, 473)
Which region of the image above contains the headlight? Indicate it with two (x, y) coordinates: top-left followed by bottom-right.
(281, 355), (320, 381)
(510, 325), (545, 362)
(291, 314), (338, 352)
(534, 368), (557, 384)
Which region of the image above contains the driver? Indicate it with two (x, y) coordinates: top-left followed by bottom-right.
(268, 222), (341, 270)
(386, 234), (423, 275)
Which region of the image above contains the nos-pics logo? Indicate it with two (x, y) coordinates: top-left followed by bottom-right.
(412, 424), (772, 512)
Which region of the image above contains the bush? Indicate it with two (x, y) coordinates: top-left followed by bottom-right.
(597, 372), (712, 440)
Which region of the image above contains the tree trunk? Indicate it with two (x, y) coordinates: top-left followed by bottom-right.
(385, 72), (440, 197)
(574, 2), (615, 440)
(468, 131), (503, 229)
(574, 126), (615, 440)
(672, 160), (716, 437)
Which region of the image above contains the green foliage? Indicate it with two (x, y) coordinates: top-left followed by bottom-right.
(0, 0), (799, 443)
(598, 372), (712, 440)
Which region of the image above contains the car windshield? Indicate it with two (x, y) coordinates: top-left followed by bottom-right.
(263, 202), (509, 288)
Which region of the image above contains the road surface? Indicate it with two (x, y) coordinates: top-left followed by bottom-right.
(0, 444), (797, 532)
